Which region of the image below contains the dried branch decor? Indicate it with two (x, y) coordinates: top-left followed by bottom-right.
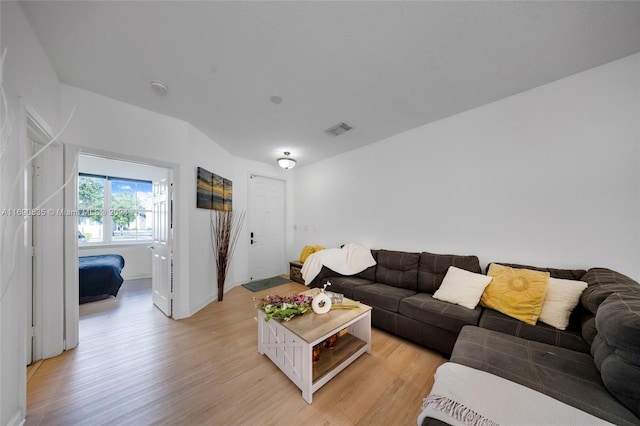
(210, 209), (246, 301)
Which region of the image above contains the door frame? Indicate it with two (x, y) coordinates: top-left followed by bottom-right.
(63, 144), (79, 349)
(64, 146), (179, 349)
(24, 102), (57, 363)
(247, 172), (287, 281)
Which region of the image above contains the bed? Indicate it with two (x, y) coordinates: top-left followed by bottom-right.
(79, 254), (125, 304)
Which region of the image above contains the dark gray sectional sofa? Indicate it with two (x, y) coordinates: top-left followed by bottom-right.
(309, 248), (640, 425)
(311, 249), (484, 355)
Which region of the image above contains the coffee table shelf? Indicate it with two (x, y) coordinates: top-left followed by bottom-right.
(312, 333), (366, 383)
(257, 298), (372, 404)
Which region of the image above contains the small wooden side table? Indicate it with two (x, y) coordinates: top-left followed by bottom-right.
(289, 261), (304, 284)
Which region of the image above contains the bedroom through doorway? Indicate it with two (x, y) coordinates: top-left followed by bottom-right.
(77, 154), (173, 318)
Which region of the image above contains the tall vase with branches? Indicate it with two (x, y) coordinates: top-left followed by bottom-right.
(210, 209), (245, 301)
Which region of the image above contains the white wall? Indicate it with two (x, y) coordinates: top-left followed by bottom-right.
(1, 1), (62, 424)
(294, 53), (640, 280)
(186, 125), (235, 310)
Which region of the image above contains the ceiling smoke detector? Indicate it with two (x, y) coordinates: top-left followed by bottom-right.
(325, 122), (352, 137)
(151, 80), (169, 95)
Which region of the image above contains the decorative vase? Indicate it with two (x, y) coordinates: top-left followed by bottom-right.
(210, 210), (246, 301)
(324, 333), (338, 349)
(312, 344), (321, 363)
(312, 292), (332, 314)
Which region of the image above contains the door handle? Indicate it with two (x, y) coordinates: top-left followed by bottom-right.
(148, 245), (155, 250)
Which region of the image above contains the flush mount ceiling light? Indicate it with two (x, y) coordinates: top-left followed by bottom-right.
(151, 80), (168, 95)
(277, 151), (296, 169)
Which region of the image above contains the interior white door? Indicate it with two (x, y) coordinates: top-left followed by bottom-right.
(151, 174), (172, 316)
(249, 175), (286, 281)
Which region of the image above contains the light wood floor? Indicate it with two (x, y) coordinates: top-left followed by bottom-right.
(26, 278), (445, 425)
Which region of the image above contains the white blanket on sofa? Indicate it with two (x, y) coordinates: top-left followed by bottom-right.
(418, 363), (613, 426)
(301, 243), (376, 285)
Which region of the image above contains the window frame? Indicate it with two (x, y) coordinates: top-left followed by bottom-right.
(78, 173), (153, 246)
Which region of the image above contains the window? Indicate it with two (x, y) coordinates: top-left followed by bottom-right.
(78, 175), (105, 243)
(78, 174), (153, 244)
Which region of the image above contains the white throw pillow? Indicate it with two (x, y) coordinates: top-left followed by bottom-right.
(433, 266), (493, 310)
(538, 277), (588, 330)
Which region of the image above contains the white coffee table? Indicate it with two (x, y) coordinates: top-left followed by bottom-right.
(257, 293), (372, 403)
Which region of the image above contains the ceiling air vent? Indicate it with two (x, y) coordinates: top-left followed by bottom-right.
(325, 122), (352, 137)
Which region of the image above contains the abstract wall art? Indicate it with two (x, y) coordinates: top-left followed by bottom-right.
(197, 167), (232, 211)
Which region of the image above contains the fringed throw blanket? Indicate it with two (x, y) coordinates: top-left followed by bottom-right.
(418, 363), (613, 426)
(422, 395), (497, 426)
(301, 243), (376, 284)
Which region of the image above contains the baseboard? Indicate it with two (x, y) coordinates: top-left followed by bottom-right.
(122, 274), (152, 281)
(186, 281), (246, 317)
(7, 408), (25, 426)
(189, 294), (217, 316)
(176, 279), (288, 318)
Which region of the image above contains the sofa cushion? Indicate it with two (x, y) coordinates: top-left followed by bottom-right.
(432, 266), (492, 310)
(396, 315), (460, 356)
(357, 249), (378, 281)
(480, 264), (550, 325)
(299, 245), (316, 263)
(323, 276), (372, 299)
(581, 268), (640, 314)
(374, 250), (419, 291)
(353, 283), (416, 312)
(592, 293), (640, 418)
(479, 308), (590, 353)
(369, 306), (399, 335)
(538, 277), (588, 330)
(487, 262), (591, 330)
(581, 314), (598, 346)
(399, 293), (481, 334)
(418, 252), (481, 294)
(486, 262), (587, 281)
(451, 326), (640, 425)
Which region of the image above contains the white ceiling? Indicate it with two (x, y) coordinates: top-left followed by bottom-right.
(20, 1), (640, 168)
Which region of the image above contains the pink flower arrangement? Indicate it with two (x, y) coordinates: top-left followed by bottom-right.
(256, 293), (314, 322)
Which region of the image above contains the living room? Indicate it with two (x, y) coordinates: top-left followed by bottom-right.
(1, 1), (639, 425)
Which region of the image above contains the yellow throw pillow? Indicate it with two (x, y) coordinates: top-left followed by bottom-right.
(314, 245), (325, 252)
(299, 245), (316, 263)
(480, 264), (550, 325)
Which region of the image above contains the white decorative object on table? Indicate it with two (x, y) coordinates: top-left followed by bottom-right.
(327, 291), (344, 304)
(312, 282), (332, 314)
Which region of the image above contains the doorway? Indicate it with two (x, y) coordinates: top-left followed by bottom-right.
(76, 154), (173, 317)
(248, 174), (286, 281)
